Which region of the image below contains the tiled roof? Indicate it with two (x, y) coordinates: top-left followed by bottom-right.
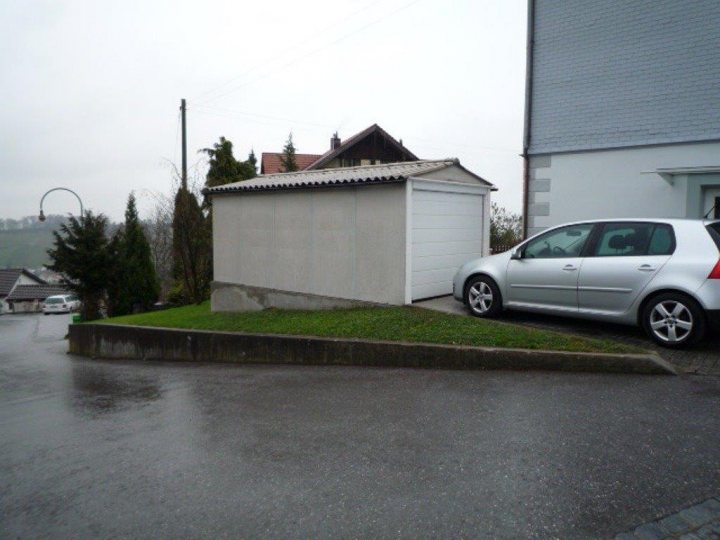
(305, 124), (418, 170)
(0, 268), (45, 297)
(260, 153), (323, 175)
(206, 159), (493, 194)
(5, 284), (69, 301)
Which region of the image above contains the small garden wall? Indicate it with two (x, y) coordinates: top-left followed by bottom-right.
(68, 323), (675, 375)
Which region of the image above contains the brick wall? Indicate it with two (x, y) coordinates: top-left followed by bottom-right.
(528, 0), (720, 155)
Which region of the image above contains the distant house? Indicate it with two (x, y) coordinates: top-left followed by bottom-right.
(523, 0), (720, 237)
(6, 284), (70, 313)
(260, 124), (418, 174)
(260, 152), (322, 175)
(0, 268), (68, 314)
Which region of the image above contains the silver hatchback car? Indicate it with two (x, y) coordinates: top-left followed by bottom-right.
(453, 219), (720, 348)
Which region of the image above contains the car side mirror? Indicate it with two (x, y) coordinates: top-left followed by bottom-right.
(510, 248), (523, 260)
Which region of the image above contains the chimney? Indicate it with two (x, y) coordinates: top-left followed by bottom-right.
(331, 132), (341, 150)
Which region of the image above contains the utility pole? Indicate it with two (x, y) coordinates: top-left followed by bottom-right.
(180, 98), (187, 190)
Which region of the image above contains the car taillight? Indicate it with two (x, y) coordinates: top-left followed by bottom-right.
(709, 260), (720, 279)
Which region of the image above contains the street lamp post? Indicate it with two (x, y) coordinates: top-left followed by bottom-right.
(38, 188), (84, 222)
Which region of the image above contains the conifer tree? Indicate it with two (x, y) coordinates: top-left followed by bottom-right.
(47, 211), (110, 321)
(248, 149), (257, 174)
(280, 132), (298, 172)
(201, 136), (256, 189)
(107, 194), (160, 315)
(172, 186), (211, 304)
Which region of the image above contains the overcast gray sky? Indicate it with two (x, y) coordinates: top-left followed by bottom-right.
(0, 0), (527, 222)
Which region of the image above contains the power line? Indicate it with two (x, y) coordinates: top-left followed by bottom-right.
(193, 0), (424, 106)
(194, 103), (336, 130)
(191, 0), (387, 104)
(404, 135), (519, 154)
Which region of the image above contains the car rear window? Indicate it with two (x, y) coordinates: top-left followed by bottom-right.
(707, 222), (720, 250)
(45, 297), (64, 304)
(647, 224), (675, 255)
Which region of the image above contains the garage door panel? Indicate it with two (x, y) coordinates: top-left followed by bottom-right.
(411, 267), (458, 286)
(411, 187), (485, 301)
(412, 213), (484, 230)
(412, 281), (453, 301)
(413, 252), (476, 272)
(412, 240), (483, 257)
(413, 190), (483, 203)
(413, 199), (483, 216)
(412, 227), (483, 243)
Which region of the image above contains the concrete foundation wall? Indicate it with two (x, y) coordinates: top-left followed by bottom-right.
(527, 141), (720, 237)
(212, 184), (407, 309)
(211, 282), (378, 312)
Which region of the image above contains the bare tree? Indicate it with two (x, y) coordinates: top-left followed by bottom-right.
(141, 191), (174, 301)
(148, 159), (211, 304)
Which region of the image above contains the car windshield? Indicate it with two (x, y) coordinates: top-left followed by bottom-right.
(45, 297), (65, 304)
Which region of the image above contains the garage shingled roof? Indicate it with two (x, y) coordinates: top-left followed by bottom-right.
(205, 159), (494, 194)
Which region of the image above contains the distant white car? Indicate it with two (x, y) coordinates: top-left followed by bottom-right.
(42, 294), (81, 315)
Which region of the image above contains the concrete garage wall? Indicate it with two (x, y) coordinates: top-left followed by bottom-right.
(212, 183), (406, 310)
(527, 141), (720, 237)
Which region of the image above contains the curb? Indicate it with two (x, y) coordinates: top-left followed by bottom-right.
(68, 324), (677, 375)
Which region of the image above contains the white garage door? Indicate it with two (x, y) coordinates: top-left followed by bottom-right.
(411, 187), (485, 301)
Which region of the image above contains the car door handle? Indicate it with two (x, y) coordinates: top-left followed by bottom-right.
(562, 264), (577, 271)
(638, 264), (656, 272)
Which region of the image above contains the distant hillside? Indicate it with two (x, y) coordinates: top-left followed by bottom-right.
(0, 228), (56, 268)
(0, 215), (122, 269)
(0, 215), (68, 268)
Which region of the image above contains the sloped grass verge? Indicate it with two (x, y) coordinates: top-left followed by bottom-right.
(98, 302), (642, 355)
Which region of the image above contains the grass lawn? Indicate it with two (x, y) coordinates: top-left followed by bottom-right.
(100, 302), (643, 354)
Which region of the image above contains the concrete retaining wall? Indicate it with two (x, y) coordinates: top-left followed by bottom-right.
(68, 324), (676, 375)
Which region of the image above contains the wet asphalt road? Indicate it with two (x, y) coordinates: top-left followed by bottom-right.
(1, 314), (720, 539)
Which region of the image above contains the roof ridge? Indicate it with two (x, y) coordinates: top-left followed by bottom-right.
(305, 123), (419, 170)
(256, 158), (456, 179)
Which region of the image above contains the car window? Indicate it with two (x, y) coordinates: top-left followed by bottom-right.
(647, 224), (675, 255)
(593, 223), (655, 257)
(593, 223), (675, 257)
(523, 224), (594, 259)
(707, 222), (720, 250)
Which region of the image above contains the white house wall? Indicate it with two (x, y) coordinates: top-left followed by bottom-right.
(212, 184), (407, 305)
(527, 141), (720, 236)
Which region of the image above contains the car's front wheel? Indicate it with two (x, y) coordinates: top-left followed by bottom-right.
(465, 276), (502, 318)
(641, 293), (706, 348)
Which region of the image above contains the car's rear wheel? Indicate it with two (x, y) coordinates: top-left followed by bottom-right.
(465, 276), (502, 318)
(642, 293), (706, 348)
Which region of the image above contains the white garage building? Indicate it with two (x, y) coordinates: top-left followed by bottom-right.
(207, 159), (495, 311)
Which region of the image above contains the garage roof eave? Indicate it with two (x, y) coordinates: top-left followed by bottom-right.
(204, 159), (487, 195)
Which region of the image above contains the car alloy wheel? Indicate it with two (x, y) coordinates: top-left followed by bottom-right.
(648, 300), (693, 344)
(642, 292), (706, 348)
(468, 282), (493, 314)
(465, 276), (502, 318)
